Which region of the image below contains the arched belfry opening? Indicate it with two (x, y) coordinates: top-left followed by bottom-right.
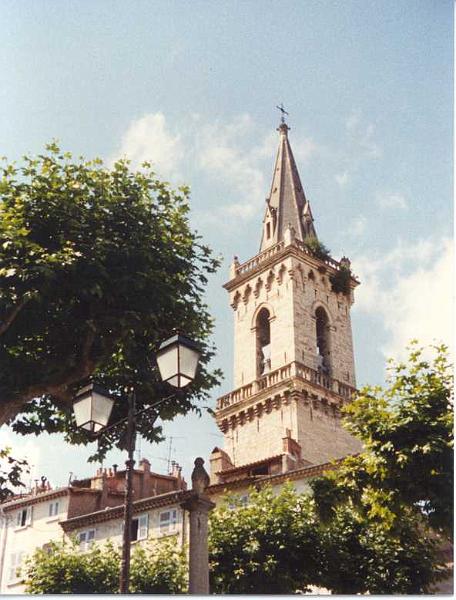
(315, 306), (331, 374)
(256, 307), (271, 377)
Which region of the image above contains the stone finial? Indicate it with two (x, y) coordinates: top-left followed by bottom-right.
(229, 256), (240, 280)
(284, 222), (296, 246)
(277, 122), (290, 136)
(340, 256), (351, 270)
(191, 457), (210, 495)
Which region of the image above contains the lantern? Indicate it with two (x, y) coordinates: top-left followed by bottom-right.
(156, 334), (201, 388)
(73, 383), (115, 433)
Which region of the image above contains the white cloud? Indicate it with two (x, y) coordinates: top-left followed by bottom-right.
(350, 215), (367, 235)
(345, 111), (381, 159)
(114, 112), (319, 224)
(114, 112), (184, 178)
(195, 116), (266, 220)
(354, 237), (454, 360)
(335, 171), (349, 187)
(332, 111), (383, 190)
(377, 192), (408, 210)
(293, 137), (318, 164)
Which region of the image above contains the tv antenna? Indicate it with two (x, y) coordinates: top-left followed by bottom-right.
(165, 436), (185, 472)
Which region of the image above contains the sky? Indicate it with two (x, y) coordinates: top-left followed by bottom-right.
(0, 0), (453, 488)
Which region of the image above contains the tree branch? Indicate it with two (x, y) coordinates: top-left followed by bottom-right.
(0, 296), (31, 336)
(0, 327), (98, 426)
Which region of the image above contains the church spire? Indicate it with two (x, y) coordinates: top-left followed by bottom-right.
(260, 119), (317, 252)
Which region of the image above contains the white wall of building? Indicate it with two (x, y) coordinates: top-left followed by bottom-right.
(0, 494), (69, 594)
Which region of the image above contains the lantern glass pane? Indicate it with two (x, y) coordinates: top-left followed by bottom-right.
(73, 397), (92, 429)
(91, 392), (114, 428)
(167, 375), (180, 388)
(178, 344), (201, 384)
(156, 343), (179, 383)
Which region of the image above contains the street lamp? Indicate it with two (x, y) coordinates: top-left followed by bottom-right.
(72, 333), (201, 594)
(73, 383), (114, 433)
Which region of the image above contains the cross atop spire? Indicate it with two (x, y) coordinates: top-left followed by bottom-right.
(260, 119), (317, 251)
(276, 103), (289, 124)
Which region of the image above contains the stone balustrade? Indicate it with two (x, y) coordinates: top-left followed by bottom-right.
(235, 241), (285, 277)
(233, 239), (358, 281)
(216, 361), (356, 410)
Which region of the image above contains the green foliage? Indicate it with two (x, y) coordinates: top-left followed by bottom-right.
(209, 483), (444, 595)
(303, 236), (331, 261)
(24, 539), (120, 594)
(209, 484), (321, 594)
(130, 537), (188, 593)
(24, 537), (187, 594)
(312, 342), (453, 538)
(317, 504), (442, 594)
(0, 447), (28, 502)
(329, 265), (351, 295)
(0, 144), (222, 459)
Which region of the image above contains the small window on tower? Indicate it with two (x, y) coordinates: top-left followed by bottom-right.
(266, 222), (271, 239)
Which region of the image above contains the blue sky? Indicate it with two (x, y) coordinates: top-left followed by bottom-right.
(1, 0), (453, 486)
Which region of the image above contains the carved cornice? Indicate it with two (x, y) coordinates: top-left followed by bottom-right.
(216, 376), (348, 434)
(216, 361), (355, 417)
(224, 242), (359, 293)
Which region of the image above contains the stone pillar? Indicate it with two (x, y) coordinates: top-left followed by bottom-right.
(181, 458), (215, 594)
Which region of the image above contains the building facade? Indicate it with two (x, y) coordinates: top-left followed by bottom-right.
(0, 459), (187, 593)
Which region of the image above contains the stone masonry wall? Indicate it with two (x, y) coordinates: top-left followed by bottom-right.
(225, 401), (295, 466)
(293, 395), (362, 463)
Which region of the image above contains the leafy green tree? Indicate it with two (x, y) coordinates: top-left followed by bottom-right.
(0, 144), (221, 458)
(0, 447), (28, 502)
(209, 484), (321, 594)
(311, 342), (453, 539)
(130, 537), (188, 593)
(316, 503), (442, 594)
(24, 539), (119, 594)
(209, 484), (444, 595)
(24, 537), (187, 594)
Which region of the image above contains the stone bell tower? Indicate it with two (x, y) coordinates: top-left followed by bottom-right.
(212, 120), (362, 478)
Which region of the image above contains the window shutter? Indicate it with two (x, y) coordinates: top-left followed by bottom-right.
(171, 509), (177, 530)
(8, 554), (17, 581)
(159, 511), (170, 532)
(26, 506), (32, 525)
(16, 512), (21, 527)
(8, 552), (23, 581)
(138, 514), (149, 540)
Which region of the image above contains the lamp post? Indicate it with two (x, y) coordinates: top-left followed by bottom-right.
(72, 334), (201, 594)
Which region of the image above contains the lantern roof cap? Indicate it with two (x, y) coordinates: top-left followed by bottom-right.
(157, 333), (201, 353)
(75, 382), (112, 400)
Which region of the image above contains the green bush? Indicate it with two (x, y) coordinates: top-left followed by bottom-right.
(24, 537), (187, 594)
(330, 266), (351, 295)
(303, 236), (331, 261)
